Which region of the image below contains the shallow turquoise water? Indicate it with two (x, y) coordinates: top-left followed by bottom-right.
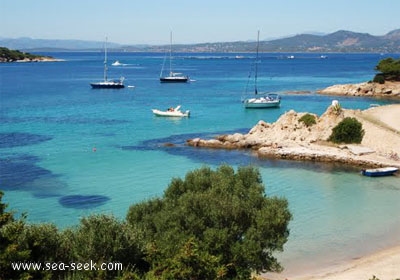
(1, 52), (399, 273)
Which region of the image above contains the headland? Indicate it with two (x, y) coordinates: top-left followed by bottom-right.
(317, 81), (400, 98)
(0, 47), (58, 62)
(187, 103), (400, 169)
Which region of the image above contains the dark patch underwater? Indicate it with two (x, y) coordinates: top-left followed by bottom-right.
(59, 195), (110, 209)
(0, 132), (52, 148)
(0, 154), (64, 197)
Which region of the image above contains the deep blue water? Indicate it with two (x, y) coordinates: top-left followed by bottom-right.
(1, 51), (400, 275)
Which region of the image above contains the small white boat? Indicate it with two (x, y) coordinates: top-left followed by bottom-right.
(112, 60), (123, 66)
(361, 167), (398, 177)
(152, 105), (190, 117)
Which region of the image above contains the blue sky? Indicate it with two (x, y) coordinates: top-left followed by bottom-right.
(1, 0), (399, 45)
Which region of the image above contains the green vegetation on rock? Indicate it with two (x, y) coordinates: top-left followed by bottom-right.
(0, 47), (52, 62)
(374, 57), (400, 82)
(299, 113), (317, 127)
(328, 117), (365, 144)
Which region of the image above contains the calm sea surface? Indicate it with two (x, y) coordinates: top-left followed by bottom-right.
(1, 52), (400, 275)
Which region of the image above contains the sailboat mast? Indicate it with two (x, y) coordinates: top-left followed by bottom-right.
(169, 31), (172, 75)
(255, 30), (260, 95)
(104, 36), (108, 82)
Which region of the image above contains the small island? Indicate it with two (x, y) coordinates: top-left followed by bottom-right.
(0, 46), (56, 62)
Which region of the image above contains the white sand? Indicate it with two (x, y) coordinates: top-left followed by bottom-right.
(293, 245), (400, 280)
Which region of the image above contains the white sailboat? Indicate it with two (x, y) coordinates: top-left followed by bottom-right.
(159, 32), (189, 83)
(242, 31), (280, 108)
(90, 37), (125, 89)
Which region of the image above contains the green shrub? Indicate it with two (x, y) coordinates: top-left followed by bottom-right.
(375, 57), (400, 81)
(373, 73), (385, 84)
(299, 113), (316, 127)
(328, 117), (365, 144)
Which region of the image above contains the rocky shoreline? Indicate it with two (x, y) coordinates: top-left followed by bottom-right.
(186, 103), (400, 168)
(317, 81), (400, 98)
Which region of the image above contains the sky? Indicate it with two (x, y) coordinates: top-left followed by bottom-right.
(1, 0), (399, 45)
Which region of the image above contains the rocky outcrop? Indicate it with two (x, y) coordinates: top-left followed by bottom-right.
(187, 105), (344, 151)
(186, 104), (400, 168)
(317, 81), (400, 98)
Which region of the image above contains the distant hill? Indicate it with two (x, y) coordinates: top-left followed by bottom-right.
(1, 29), (399, 53)
(259, 29), (400, 52)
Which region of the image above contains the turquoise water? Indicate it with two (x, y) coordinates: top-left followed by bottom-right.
(1, 52), (400, 274)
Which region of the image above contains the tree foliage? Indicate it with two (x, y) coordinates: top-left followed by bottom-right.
(64, 214), (147, 279)
(127, 165), (292, 279)
(374, 57), (400, 81)
(0, 47), (50, 62)
(1, 165), (292, 279)
(328, 117), (365, 144)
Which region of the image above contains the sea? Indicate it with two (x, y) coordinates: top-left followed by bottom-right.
(1, 51), (400, 276)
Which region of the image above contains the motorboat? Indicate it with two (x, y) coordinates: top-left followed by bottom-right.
(361, 167), (398, 177)
(152, 105), (190, 117)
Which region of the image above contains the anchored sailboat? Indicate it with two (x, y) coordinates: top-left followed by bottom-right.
(160, 32), (189, 83)
(242, 31), (280, 108)
(90, 37), (125, 89)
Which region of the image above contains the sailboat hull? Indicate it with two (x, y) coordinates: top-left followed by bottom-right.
(243, 100), (280, 108)
(90, 81), (125, 89)
(160, 76), (189, 83)
(243, 94), (281, 108)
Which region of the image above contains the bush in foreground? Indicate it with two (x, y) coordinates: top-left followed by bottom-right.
(127, 165), (292, 279)
(1, 165), (292, 279)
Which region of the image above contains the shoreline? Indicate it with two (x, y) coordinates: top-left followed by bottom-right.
(187, 104), (400, 169)
(263, 244), (400, 280)
(317, 81), (400, 98)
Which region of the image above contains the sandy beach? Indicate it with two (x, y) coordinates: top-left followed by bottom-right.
(264, 245), (400, 280)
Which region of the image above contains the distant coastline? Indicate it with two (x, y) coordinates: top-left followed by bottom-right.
(1, 29), (399, 53)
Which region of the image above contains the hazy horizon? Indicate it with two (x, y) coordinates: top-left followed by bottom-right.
(1, 0), (399, 45)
